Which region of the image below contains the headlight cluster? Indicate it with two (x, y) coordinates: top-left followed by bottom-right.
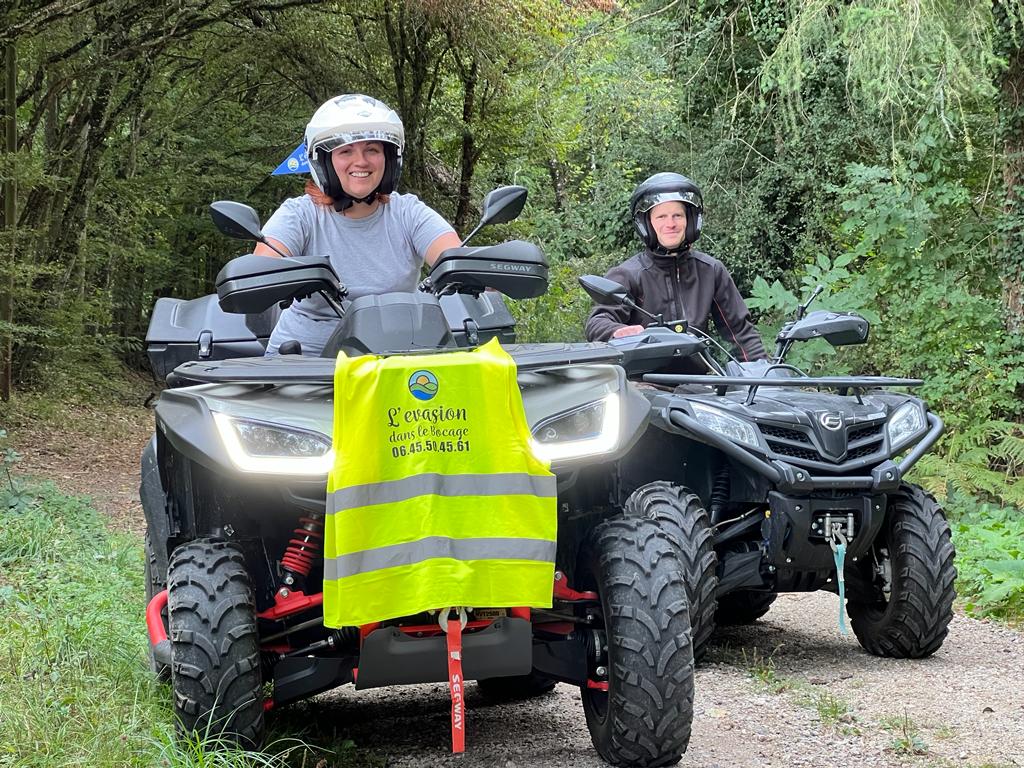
(530, 394), (621, 462)
(690, 402), (760, 448)
(213, 412), (333, 475)
(886, 402), (926, 451)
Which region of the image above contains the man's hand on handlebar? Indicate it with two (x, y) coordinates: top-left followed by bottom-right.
(612, 325), (645, 339)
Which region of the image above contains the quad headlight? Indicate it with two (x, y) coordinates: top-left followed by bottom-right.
(530, 394), (621, 462)
(690, 401), (760, 448)
(212, 412), (333, 475)
(886, 402), (926, 451)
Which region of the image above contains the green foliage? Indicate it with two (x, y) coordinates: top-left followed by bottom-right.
(0, 479), (357, 767)
(0, 429), (30, 512)
(761, 0), (1002, 151)
(951, 498), (1024, 618)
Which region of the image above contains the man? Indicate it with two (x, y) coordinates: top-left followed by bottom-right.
(585, 172), (766, 363)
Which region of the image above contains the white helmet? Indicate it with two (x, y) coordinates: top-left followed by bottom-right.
(304, 94), (405, 209)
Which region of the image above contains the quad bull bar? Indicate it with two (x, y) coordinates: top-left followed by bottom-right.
(644, 374), (944, 494)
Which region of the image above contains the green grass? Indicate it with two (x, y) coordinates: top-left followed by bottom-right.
(0, 479), (360, 768)
(880, 712), (929, 756)
(741, 646), (793, 694)
(814, 692), (850, 726)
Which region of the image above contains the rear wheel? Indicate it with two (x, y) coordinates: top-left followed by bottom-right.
(578, 517), (694, 767)
(144, 529), (170, 681)
(167, 539), (264, 747)
(714, 590), (776, 626)
(477, 672), (556, 701)
(623, 481), (717, 661)
(846, 484), (956, 658)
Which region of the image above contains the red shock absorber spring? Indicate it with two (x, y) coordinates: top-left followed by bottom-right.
(280, 515), (324, 583)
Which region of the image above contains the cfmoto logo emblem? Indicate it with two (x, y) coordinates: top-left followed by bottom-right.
(819, 413), (844, 431)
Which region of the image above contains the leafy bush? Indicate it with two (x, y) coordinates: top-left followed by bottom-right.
(950, 498), (1024, 619)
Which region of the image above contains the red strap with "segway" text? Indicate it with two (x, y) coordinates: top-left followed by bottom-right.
(446, 617), (465, 753)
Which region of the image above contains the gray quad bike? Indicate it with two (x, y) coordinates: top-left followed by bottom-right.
(142, 187), (697, 767)
(578, 275), (956, 662)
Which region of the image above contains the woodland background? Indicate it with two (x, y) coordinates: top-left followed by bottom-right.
(1, 0), (1022, 612)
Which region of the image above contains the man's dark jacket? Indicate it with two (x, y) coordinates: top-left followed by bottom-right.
(585, 248), (767, 361)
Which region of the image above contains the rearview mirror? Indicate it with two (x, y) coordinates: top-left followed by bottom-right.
(460, 186), (528, 245)
(479, 185), (527, 227)
(210, 201), (265, 242)
(579, 275), (630, 305)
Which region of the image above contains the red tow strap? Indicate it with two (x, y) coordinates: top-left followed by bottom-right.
(446, 617), (465, 753)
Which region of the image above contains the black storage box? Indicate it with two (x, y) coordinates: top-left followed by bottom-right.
(145, 295), (274, 379)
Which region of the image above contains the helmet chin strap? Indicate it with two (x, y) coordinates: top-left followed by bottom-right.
(320, 149), (383, 212)
(332, 190), (378, 213)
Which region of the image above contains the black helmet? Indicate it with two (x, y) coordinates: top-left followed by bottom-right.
(630, 172), (703, 251)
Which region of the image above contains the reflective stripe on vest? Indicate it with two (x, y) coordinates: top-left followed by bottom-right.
(324, 337), (557, 628)
(327, 472), (556, 511)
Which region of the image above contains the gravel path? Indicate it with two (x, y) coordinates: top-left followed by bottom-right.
(287, 593), (1022, 768)
(9, 403), (1024, 768)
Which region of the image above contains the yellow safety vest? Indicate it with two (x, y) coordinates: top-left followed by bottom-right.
(323, 337), (557, 628)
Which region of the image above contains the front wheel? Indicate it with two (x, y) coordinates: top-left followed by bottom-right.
(623, 482), (717, 662)
(846, 484), (956, 658)
(578, 517), (694, 767)
(167, 539), (264, 747)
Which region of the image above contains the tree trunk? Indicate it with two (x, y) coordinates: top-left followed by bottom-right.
(1, 40), (15, 402)
(997, 1), (1024, 333)
(454, 58), (477, 232)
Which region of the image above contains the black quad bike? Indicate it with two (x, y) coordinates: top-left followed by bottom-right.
(578, 275), (956, 661)
(142, 188), (696, 767)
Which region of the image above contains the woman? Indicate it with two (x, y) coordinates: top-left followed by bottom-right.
(256, 94), (461, 356)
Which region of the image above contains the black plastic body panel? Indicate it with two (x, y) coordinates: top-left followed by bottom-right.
(273, 655), (356, 707)
(777, 310), (869, 345)
(430, 241), (548, 299)
(439, 292), (517, 346)
(140, 436), (171, 576)
(215, 253), (340, 314)
(531, 631), (590, 685)
(716, 550), (766, 594)
(321, 292), (455, 356)
(355, 617), (532, 689)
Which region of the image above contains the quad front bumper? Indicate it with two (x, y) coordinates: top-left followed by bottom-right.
(665, 409), (944, 494)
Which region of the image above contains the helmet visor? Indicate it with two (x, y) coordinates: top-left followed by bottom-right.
(635, 190), (701, 214)
(310, 128), (403, 156)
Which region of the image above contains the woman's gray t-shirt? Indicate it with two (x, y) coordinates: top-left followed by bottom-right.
(262, 193), (454, 355)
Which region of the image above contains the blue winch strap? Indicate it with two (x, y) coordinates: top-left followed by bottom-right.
(833, 541), (849, 636)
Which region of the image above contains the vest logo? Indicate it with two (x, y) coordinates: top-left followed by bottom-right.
(408, 370), (439, 401)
